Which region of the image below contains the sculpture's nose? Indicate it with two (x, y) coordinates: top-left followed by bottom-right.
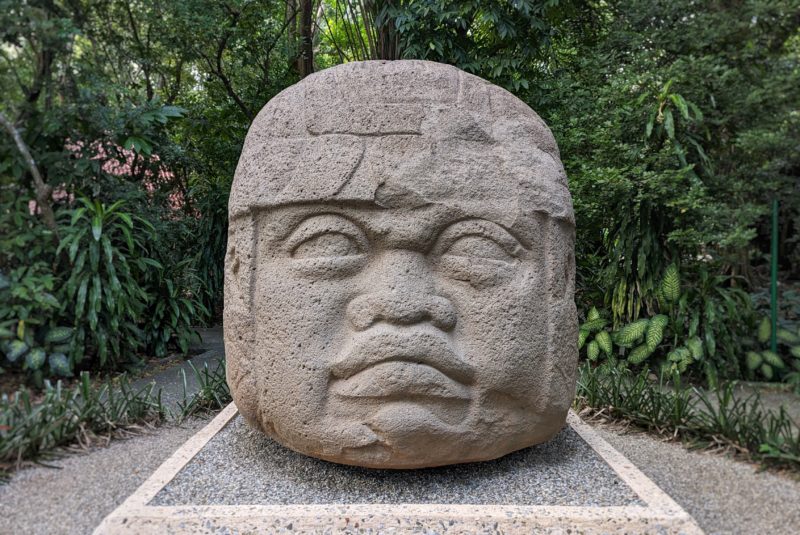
(347, 250), (456, 332)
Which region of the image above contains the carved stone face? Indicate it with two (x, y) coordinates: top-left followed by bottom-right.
(225, 61), (577, 468)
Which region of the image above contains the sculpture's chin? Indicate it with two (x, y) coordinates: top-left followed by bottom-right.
(257, 400), (569, 469)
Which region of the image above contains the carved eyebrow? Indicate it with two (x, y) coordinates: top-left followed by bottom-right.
(431, 219), (525, 257)
(282, 213), (369, 253)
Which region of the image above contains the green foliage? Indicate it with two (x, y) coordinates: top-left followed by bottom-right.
(748, 320), (800, 386)
(0, 373), (166, 478)
(576, 365), (800, 471)
(57, 198), (153, 370)
(615, 319), (650, 347)
(177, 360), (232, 421)
(580, 266), (760, 383)
(379, 0), (591, 92)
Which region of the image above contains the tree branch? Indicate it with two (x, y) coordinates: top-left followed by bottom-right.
(0, 112), (58, 236)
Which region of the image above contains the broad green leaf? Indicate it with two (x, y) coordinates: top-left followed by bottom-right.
(777, 328), (800, 345)
(595, 330), (613, 355)
(664, 109), (675, 139)
(760, 363), (773, 380)
(670, 93), (689, 119)
(761, 350), (784, 369)
(92, 213), (102, 241)
(587, 340), (600, 361)
(757, 317), (771, 344)
(6, 339), (28, 362)
(582, 318), (607, 332)
(645, 318), (665, 351)
(578, 328), (590, 349)
(45, 326), (73, 344)
(48, 353), (72, 376)
(25, 347), (46, 370)
(687, 336), (704, 360)
(628, 344), (652, 365)
(614, 319), (650, 347)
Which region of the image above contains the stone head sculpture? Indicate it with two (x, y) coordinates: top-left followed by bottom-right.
(224, 60), (577, 469)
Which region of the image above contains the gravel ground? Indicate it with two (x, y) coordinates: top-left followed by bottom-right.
(152, 415), (641, 507)
(0, 418), (209, 535)
(3, 410), (800, 534)
(591, 421), (800, 535)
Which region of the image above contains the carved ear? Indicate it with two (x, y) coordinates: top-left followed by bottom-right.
(225, 215), (256, 312)
(542, 217), (578, 410)
(224, 214), (259, 422)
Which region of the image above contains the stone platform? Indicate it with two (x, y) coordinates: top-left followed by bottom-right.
(95, 403), (703, 534)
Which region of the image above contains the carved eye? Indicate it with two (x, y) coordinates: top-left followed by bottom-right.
(442, 235), (514, 262)
(292, 232), (362, 258)
(283, 214), (369, 278)
(432, 219), (524, 289)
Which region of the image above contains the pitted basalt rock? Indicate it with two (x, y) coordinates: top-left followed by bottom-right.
(224, 60), (577, 469)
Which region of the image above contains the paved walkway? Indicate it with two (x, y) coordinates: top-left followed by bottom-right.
(131, 326), (225, 413)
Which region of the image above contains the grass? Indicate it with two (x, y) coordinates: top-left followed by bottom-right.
(0, 360), (233, 481)
(176, 360), (232, 421)
(576, 363), (800, 472)
(0, 373), (166, 479)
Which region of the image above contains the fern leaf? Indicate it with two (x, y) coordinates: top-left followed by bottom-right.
(761, 350), (784, 369)
(661, 264), (680, 303)
(615, 319), (650, 347)
(587, 340), (600, 361)
(595, 330), (613, 355)
(687, 336), (704, 360)
(791, 346), (800, 359)
(628, 344), (652, 365)
(746, 351), (763, 371)
(757, 317), (771, 344)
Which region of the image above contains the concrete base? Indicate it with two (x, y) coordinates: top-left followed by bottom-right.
(95, 403), (703, 534)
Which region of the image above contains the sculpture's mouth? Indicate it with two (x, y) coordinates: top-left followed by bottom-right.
(329, 326), (474, 400)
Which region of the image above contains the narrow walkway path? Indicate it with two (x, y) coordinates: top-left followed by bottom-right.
(131, 326), (225, 413)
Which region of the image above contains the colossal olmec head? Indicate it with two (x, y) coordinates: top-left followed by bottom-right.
(224, 60), (577, 469)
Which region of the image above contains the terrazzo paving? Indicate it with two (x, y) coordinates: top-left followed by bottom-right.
(151, 415), (642, 507)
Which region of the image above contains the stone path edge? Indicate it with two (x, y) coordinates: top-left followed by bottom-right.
(94, 404), (704, 534)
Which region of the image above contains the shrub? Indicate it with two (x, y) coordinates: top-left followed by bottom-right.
(57, 198), (154, 371)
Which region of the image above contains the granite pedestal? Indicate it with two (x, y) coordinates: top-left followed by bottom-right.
(95, 403), (702, 534)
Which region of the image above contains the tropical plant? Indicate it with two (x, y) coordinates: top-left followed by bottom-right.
(56, 197), (155, 371)
(746, 317), (800, 389)
(580, 264), (757, 384)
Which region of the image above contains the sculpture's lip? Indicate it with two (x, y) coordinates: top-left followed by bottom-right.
(330, 327), (475, 386)
(330, 361), (471, 400)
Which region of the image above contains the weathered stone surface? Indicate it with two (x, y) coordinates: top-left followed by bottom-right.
(224, 60), (577, 469)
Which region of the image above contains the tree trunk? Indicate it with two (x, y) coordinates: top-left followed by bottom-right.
(297, 0), (314, 77)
